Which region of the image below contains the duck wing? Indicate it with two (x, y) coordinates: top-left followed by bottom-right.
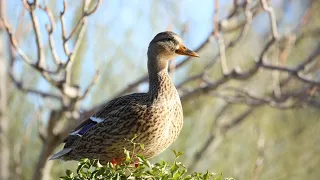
(50, 93), (147, 160)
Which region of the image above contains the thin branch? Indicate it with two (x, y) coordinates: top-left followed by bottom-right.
(8, 72), (62, 100)
(214, 0), (229, 74)
(60, 0), (70, 56)
(40, 6), (63, 68)
(83, 0), (101, 16)
(29, 9), (44, 67)
(228, 0), (253, 46)
(22, 0), (32, 11)
(6, 39), (62, 100)
(260, 0), (279, 39)
(251, 131), (265, 180)
(181, 37), (320, 103)
(65, 0), (101, 42)
(1, 18), (36, 66)
(1, 17), (63, 90)
(79, 69), (100, 100)
(64, 0), (101, 86)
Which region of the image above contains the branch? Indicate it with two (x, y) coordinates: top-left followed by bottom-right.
(250, 131), (265, 180)
(29, 8), (44, 67)
(260, 0), (279, 39)
(79, 69), (100, 100)
(63, 0), (101, 86)
(8, 72), (62, 100)
(0, 17), (63, 89)
(181, 38), (320, 103)
(65, 0), (101, 42)
(5, 31), (62, 101)
(214, 0), (229, 74)
(40, 6), (63, 68)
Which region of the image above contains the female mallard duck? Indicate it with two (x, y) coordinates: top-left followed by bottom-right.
(50, 31), (199, 164)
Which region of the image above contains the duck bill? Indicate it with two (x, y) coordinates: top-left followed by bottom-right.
(175, 45), (199, 57)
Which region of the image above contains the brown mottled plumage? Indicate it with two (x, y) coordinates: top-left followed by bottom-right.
(50, 31), (199, 164)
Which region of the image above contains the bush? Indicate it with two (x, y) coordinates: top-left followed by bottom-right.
(59, 150), (233, 180)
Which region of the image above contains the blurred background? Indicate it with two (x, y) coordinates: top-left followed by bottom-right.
(0, 0), (319, 179)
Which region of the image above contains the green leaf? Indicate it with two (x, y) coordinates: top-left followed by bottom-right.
(66, 169), (73, 178)
(203, 170), (209, 180)
(124, 149), (131, 162)
(139, 143), (145, 150)
(137, 154), (151, 168)
(170, 162), (179, 176)
(171, 149), (183, 158)
(60, 177), (73, 180)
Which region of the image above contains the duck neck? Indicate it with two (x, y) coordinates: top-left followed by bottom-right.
(147, 53), (174, 100)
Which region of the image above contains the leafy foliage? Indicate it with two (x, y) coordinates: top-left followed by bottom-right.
(60, 150), (233, 180)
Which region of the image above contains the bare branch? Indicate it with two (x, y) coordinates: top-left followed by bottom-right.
(21, 0), (31, 11)
(79, 69), (100, 100)
(8, 72), (62, 100)
(40, 6), (63, 68)
(260, 0), (279, 39)
(214, 0), (229, 74)
(83, 0), (101, 16)
(251, 131), (265, 180)
(60, 0), (70, 56)
(64, 0), (102, 86)
(1, 17), (64, 91)
(29, 9), (44, 67)
(65, 0), (101, 42)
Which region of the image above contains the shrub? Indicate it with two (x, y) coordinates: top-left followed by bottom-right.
(60, 150), (233, 180)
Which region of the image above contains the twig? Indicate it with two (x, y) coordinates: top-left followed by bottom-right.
(65, 0), (101, 42)
(64, 0), (101, 86)
(214, 0), (229, 74)
(251, 131), (265, 180)
(40, 6), (63, 68)
(1, 17), (63, 90)
(260, 0), (279, 39)
(60, 0), (71, 56)
(8, 72), (62, 100)
(181, 38), (320, 102)
(29, 9), (44, 67)
(80, 69), (100, 100)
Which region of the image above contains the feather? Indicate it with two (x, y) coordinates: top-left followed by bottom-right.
(90, 116), (104, 123)
(69, 117), (99, 136)
(49, 148), (72, 160)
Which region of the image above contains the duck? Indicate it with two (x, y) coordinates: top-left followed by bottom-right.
(50, 31), (199, 164)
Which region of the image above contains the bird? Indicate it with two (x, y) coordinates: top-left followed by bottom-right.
(49, 31), (199, 164)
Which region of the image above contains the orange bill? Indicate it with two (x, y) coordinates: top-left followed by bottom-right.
(175, 45), (199, 57)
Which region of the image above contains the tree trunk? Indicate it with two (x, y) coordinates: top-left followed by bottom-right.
(32, 142), (55, 180)
(0, 30), (10, 180)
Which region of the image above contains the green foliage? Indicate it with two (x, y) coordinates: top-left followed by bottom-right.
(60, 150), (233, 180)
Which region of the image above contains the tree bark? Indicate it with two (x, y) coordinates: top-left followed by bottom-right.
(32, 143), (55, 180)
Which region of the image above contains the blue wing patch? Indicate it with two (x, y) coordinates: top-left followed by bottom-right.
(70, 118), (98, 136)
(78, 121), (97, 135)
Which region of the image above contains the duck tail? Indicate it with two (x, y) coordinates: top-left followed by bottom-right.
(49, 148), (72, 160)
